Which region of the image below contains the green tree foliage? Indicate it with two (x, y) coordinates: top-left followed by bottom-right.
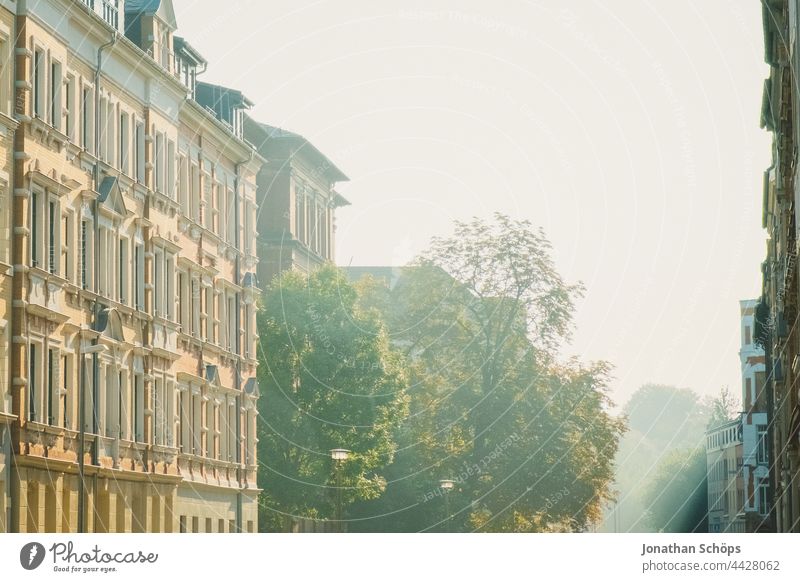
(349, 214), (625, 531)
(641, 447), (708, 533)
(256, 265), (409, 531)
(605, 384), (712, 532)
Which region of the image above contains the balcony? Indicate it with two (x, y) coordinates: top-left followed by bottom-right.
(80, 0), (121, 31)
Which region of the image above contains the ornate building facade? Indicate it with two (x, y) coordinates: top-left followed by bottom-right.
(0, 0), (17, 533)
(759, 0), (800, 533)
(1, 0), (262, 533)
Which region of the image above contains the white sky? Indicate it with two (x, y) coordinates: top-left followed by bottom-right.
(175, 0), (771, 407)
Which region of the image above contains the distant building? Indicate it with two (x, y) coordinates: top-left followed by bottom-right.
(706, 418), (744, 532)
(706, 299), (770, 532)
(243, 118), (349, 286)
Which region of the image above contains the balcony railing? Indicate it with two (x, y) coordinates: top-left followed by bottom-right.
(102, 0), (119, 29)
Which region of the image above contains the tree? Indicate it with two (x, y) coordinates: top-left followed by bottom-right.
(605, 384), (712, 532)
(706, 386), (740, 429)
(348, 214), (625, 531)
(640, 447), (708, 533)
(256, 265), (409, 531)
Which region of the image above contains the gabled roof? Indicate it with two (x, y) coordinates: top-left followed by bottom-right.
(125, 0), (177, 29)
(244, 378), (260, 398)
(174, 36), (207, 67)
(242, 272), (259, 288)
(244, 115), (349, 183)
(94, 308), (125, 342)
(97, 176), (127, 217)
(205, 364), (221, 389)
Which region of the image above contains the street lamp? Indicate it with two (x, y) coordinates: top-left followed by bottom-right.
(78, 342), (107, 533)
(330, 449), (350, 532)
(440, 479), (455, 532)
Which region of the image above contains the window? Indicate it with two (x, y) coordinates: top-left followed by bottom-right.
(179, 516), (186, 533)
(154, 378), (164, 445)
(135, 121), (145, 183)
(48, 198), (59, 275)
(50, 61), (62, 130)
(203, 172), (212, 230)
(119, 112), (129, 174)
(64, 75), (74, 141)
(80, 218), (92, 290)
(227, 294), (236, 352)
(28, 343), (39, 422)
(166, 254), (175, 320)
(178, 272), (188, 332)
(32, 48), (45, 118)
(758, 479), (768, 516)
(98, 96), (107, 160)
(178, 155), (189, 214)
(118, 370), (128, 440)
(61, 354), (71, 428)
(225, 189), (235, 245)
(757, 424), (768, 465)
(203, 286), (212, 341)
(81, 86), (93, 150)
(119, 238), (128, 304)
(30, 189), (41, 267)
(98, 227), (115, 298)
(167, 140), (175, 199)
(134, 243), (144, 310)
(155, 132), (164, 193)
(191, 278), (200, 337)
(106, 100), (115, 165)
(133, 374), (144, 442)
(47, 349), (56, 425)
(62, 211), (73, 283)
(191, 164), (201, 222)
(745, 325), (752, 346)
(192, 516), (199, 534)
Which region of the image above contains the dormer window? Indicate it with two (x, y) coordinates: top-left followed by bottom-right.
(173, 37), (206, 99)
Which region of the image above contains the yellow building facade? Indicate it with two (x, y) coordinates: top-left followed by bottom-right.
(3, 0), (262, 533)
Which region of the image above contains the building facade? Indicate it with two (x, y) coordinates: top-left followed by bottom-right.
(706, 418), (744, 532)
(2, 0), (262, 533)
(0, 0), (18, 533)
(242, 117), (349, 287)
(739, 299), (770, 531)
(705, 300), (770, 532)
(759, 0), (800, 533)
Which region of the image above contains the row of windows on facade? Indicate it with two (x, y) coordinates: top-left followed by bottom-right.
(294, 189), (334, 259)
(708, 480), (768, 517)
(28, 188), (257, 358)
(707, 426), (768, 463)
(178, 516), (255, 534)
(29, 46), (257, 252)
(25, 343), (257, 465)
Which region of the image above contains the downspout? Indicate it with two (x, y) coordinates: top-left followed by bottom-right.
(234, 146), (254, 533)
(82, 29), (117, 532)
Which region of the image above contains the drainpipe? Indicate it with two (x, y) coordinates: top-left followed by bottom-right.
(234, 146), (254, 532)
(78, 29), (117, 533)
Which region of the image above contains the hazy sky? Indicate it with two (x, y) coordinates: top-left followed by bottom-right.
(175, 0), (771, 407)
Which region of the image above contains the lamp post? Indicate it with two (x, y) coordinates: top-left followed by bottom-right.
(78, 342), (107, 533)
(439, 479), (454, 532)
(330, 449), (350, 532)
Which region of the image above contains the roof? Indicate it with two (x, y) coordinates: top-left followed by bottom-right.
(174, 36), (207, 66)
(197, 81), (254, 109)
(343, 266), (407, 290)
(244, 115), (349, 183)
(125, 0), (177, 29)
